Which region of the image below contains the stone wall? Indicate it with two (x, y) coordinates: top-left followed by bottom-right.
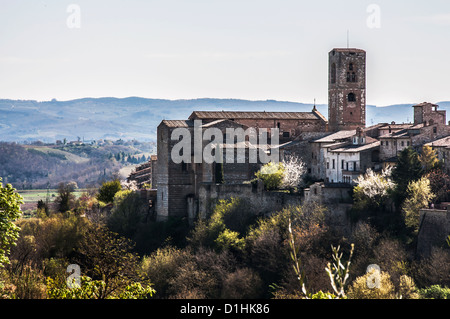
(417, 208), (450, 258)
(197, 180), (302, 219)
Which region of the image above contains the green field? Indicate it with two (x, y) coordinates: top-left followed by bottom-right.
(18, 189), (87, 203)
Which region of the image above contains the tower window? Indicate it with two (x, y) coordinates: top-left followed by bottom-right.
(348, 93), (356, 102)
(331, 63), (336, 84)
(347, 72), (351, 82)
(349, 63), (353, 71)
(351, 72), (356, 82)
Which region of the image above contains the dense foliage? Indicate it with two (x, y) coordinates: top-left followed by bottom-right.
(1, 145), (450, 299)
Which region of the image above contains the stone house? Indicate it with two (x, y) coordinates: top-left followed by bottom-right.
(155, 110), (329, 221)
(310, 127), (380, 184)
(425, 136), (450, 175)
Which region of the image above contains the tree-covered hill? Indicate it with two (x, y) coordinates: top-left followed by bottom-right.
(0, 140), (154, 189)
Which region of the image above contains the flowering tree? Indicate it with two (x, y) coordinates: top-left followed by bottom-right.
(281, 154), (306, 189)
(402, 176), (435, 232)
(353, 166), (395, 211)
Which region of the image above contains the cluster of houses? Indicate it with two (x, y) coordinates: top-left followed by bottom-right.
(127, 48), (450, 222)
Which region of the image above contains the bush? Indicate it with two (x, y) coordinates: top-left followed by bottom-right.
(221, 268), (263, 299)
(255, 162), (285, 190)
(347, 269), (395, 299)
(97, 179), (122, 203)
(419, 285), (450, 299)
(188, 197), (254, 251)
(141, 246), (192, 298)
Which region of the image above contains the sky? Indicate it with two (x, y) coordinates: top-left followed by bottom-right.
(0, 0), (450, 106)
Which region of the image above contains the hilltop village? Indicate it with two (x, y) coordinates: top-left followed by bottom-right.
(127, 48), (450, 228)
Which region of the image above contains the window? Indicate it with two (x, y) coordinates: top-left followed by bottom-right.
(407, 141), (410, 146)
(277, 122), (281, 129)
(283, 131), (290, 138)
(401, 141), (404, 147)
(348, 93), (356, 102)
(341, 160), (345, 169)
(327, 162), (330, 169)
(331, 63), (336, 84)
(351, 72), (356, 82)
(433, 127), (437, 134)
(347, 72), (351, 82)
(332, 159), (335, 169)
(386, 141), (389, 146)
(349, 63), (353, 71)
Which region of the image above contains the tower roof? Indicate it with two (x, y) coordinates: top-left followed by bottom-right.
(331, 48), (366, 53)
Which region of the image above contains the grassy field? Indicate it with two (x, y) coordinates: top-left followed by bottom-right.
(18, 189), (88, 212)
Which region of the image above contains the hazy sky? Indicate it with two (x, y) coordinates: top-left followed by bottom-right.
(1, 0), (449, 106)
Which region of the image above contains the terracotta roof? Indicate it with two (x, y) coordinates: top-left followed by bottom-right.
(188, 110), (325, 121)
(379, 123), (413, 129)
(379, 130), (410, 139)
(426, 135), (450, 147)
(330, 141), (380, 153)
(413, 102), (438, 107)
(160, 120), (194, 128)
(312, 130), (356, 143)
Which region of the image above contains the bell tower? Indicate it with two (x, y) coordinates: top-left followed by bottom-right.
(328, 48), (366, 131)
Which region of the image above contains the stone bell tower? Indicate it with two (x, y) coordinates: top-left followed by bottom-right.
(328, 48), (366, 131)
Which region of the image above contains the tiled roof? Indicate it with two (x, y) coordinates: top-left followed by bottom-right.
(160, 120), (194, 128)
(188, 110), (325, 121)
(426, 135), (450, 147)
(330, 141), (380, 153)
(379, 129), (410, 139)
(413, 102), (438, 108)
(312, 130), (356, 143)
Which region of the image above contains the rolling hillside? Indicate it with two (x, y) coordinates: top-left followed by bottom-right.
(2, 97), (449, 143)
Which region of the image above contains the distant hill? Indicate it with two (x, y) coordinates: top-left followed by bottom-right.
(1, 97), (449, 142)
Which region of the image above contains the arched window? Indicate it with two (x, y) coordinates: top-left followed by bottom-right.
(331, 63), (336, 84)
(351, 72), (356, 82)
(348, 93), (356, 102)
(349, 63), (353, 71)
(346, 72), (351, 82)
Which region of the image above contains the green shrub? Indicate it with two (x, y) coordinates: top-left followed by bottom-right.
(255, 162), (285, 190)
(189, 197), (254, 251)
(97, 179), (122, 203)
(419, 285), (450, 299)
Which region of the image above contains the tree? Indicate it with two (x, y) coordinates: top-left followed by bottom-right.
(0, 178), (23, 267)
(107, 190), (148, 240)
(353, 166), (395, 211)
(402, 176), (435, 232)
(426, 168), (450, 203)
(391, 147), (423, 204)
(75, 225), (146, 299)
(255, 162), (285, 190)
(419, 145), (440, 173)
(54, 181), (77, 213)
(97, 179), (122, 204)
(281, 154), (306, 189)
